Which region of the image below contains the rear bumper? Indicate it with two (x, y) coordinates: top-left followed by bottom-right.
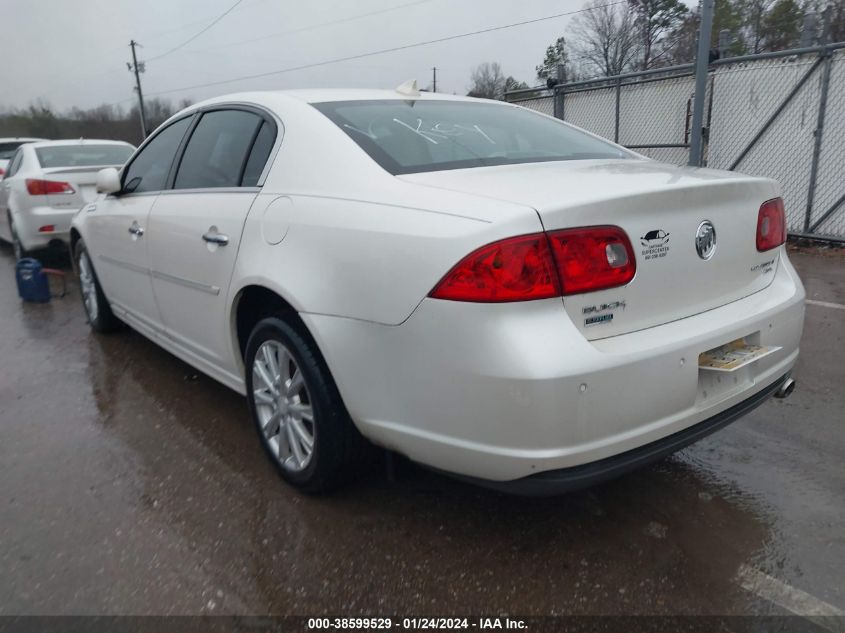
(453, 372), (789, 496)
(14, 205), (76, 250)
(303, 249), (805, 483)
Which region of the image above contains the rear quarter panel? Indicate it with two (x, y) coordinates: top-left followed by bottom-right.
(230, 191), (541, 326)
(229, 94), (545, 327)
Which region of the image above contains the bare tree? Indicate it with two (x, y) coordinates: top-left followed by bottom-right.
(664, 10), (699, 64)
(568, 0), (639, 77)
(467, 62), (509, 99)
(741, 0), (775, 52)
(628, 0), (689, 69)
(759, 0), (803, 49)
(831, 0), (845, 43)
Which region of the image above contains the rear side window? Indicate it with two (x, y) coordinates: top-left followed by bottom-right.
(5, 150), (23, 177)
(174, 110), (263, 189)
(124, 116), (192, 194)
(241, 121), (276, 187)
(35, 144), (133, 168)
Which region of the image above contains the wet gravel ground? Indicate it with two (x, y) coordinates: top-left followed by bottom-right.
(0, 242), (842, 617)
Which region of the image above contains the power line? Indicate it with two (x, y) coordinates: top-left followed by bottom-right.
(36, 0), (434, 104)
(165, 0), (437, 59)
(144, 1), (627, 98)
(146, 0), (245, 62)
(140, 0), (268, 42)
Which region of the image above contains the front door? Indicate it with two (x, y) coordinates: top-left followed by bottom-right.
(85, 115), (194, 333)
(146, 108), (277, 376)
(86, 193), (160, 331)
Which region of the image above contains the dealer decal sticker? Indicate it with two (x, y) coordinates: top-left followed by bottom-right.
(640, 229), (670, 261)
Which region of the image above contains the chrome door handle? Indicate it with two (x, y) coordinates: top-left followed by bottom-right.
(128, 222), (144, 237)
(202, 228), (229, 246)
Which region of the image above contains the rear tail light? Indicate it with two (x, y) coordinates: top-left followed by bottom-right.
(756, 197), (787, 251)
(0, 167), (5, 177)
(25, 178), (74, 195)
(38, 225), (56, 233)
(429, 225), (636, 302)
(429, 233), (560, 302)
(547, 226), (636, 295)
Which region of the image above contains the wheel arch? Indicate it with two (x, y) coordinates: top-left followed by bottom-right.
(69, 228), (83, 273)
(230, 283), (320, 376)
(69, 227), (82, 253)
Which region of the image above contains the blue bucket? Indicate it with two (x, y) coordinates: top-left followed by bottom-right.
(15, 258), (66, 303)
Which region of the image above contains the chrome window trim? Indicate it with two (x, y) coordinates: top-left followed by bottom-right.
(157, 187), (260, 196)
(112, 101), (283, 198)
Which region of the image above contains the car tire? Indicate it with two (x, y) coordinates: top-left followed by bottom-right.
(75, 240), (122, 333)
(245, 316), (372, 493)
(9, 214), (27, 261)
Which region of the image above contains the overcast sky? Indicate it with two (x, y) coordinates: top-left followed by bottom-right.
(0, 0), (601, 112)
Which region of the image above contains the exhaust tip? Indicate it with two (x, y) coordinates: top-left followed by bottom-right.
(774, 377), (796, 399)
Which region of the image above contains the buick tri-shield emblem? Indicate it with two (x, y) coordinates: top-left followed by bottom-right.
(695, 221), (717, 260)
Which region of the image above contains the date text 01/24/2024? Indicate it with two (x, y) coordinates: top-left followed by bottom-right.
(307, 617), (527, 630)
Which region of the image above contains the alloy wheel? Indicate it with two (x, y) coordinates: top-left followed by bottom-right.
(252, 340), (315, 472)
(78, 252), (99, 323)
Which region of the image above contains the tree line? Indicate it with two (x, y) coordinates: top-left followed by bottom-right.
(0, 98), (192, 146)
(469, 0), (845, 98)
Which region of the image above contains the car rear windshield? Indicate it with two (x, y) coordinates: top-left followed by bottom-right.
(35, 144), (134, 168)
(312, 99), (630, 175)
(0, 142), (26, 160)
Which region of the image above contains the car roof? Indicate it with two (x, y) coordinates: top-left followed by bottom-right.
(27, 139), (134, 150)
(189, 88), (491, 110)
(0, 137), (46, 143)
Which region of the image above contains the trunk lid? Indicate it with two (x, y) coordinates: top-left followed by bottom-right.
(401, 159), (782, 339)
(41, 166), (113, 203)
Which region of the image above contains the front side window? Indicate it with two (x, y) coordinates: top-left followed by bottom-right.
(123, 116), (192, 194)
(174, 110), (264, 189)
(35, 144), (134, 169)
(313, 99), (631, 175)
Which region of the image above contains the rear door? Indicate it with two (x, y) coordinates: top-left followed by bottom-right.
(86, 116), (193, 332)
(146, 107), (277, 374)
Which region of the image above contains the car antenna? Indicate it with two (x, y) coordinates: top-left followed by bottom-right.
(395, 79), (420, 97)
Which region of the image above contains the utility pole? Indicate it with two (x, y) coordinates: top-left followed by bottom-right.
(688, 0), (714, 167)
(432, 67), (437, 93)
(128, 40), (148, 141)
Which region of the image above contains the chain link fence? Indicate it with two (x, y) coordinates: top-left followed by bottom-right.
(506, 43), (845, 241)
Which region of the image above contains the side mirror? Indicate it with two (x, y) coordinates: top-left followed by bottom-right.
(96, 167), (121, 194)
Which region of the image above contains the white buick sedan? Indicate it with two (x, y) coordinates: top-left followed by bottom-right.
(70, 88), (805, 494)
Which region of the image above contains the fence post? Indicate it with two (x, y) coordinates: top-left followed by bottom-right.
(614, 78), (621, 143)
(804, 46), (833, 232)
(554, 63), (566, 120)
(689, 0), (715, 166)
